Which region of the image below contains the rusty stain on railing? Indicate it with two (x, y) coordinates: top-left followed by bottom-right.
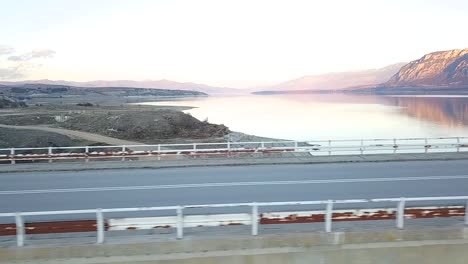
(0, 220), (105, 236)
(259, 206), (464, 225)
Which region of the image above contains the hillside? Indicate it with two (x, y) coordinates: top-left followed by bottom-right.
(0, 83), (208, 105)
(345, 48), (468, 94)
(0, 83), (207, 96)
(383, 48), (468, 88)
(0, 79), (240, 95)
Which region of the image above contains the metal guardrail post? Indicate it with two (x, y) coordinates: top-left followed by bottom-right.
(15, 213), (25, 247)
(176, 206), (184, 239)
(10, 148), (15, 165)
(465, 201), (468, 226)
(121, 146), (126, 162)
(328, 140), (332, 155)
(425, 138), (428, 154)
(393, 138), (397, 154)
(157, 144), (161, 160)
(397, 198), (406, 229)
(360, 140), (364, 155)
(325, 200), (333, 233)
(96, 209), (105, 244)
(85, 146), (89, 163)
(457, 137), (460, 152)
(48, 147), (53, 163)
(251, 203), (259, 236)
(294, 141), (298, 150)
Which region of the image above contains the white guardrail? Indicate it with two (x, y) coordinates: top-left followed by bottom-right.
(0, 137), (467, 164)
(1, 196), (468, 247)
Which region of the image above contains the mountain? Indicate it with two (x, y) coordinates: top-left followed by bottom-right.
(0, 79), (240, 95)
(255, 63), (405, 92)
(383, 48), (468, 88)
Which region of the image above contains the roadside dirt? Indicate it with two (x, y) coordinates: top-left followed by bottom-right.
(0, 127), (92, 148)
(0, 124), (143, 146)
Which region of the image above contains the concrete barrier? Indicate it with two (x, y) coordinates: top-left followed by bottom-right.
(1, 227), (468, 263)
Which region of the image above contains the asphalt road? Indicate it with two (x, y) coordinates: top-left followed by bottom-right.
(1, 160), (468, 222)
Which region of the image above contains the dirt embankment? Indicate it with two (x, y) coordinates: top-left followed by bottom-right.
(59, 110), (229, 142)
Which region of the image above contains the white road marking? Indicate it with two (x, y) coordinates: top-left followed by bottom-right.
(2, 175), (468, 195)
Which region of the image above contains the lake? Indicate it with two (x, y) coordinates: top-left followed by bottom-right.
(140, 94), (468, 141)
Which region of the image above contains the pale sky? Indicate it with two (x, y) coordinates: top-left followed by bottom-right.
(0, 0), (467, 88)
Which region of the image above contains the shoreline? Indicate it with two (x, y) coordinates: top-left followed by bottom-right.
(225, 131), (286, 143)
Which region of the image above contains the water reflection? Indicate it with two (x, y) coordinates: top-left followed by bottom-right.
(141, 94), (468, 140)
(382, 96), (468, 128)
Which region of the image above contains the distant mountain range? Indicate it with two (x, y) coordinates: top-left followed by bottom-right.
(255, 48), (468, 95)
(0, 79), (240, 95)
(255, 63), (406, 92)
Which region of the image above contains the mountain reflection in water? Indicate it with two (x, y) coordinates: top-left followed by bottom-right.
(383, 96), (468, 128)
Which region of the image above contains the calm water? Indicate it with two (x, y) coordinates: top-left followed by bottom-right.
(141, 94), (468, 141)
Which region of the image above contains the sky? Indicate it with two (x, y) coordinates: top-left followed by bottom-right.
(0, 0), (467, 88)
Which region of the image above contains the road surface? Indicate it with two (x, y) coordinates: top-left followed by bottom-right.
(1, 160), (468, 222)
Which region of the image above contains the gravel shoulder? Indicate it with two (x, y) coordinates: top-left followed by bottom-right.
(2, 152), (468, 173)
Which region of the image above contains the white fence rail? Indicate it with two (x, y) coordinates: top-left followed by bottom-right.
(1, 196), (467, 247)
(1, 137), (467, 164)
